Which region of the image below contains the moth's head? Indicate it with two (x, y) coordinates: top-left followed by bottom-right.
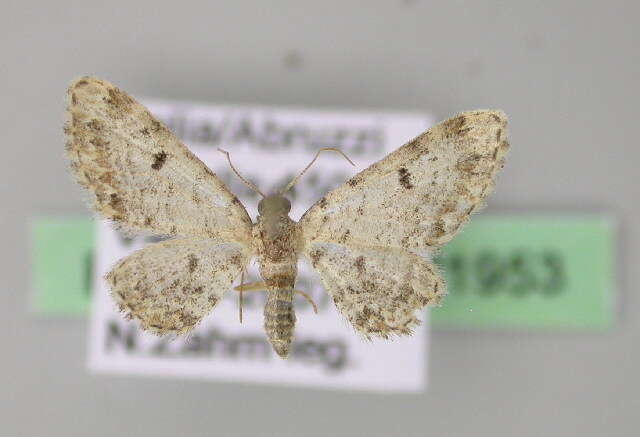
(257, 194), (291, 218)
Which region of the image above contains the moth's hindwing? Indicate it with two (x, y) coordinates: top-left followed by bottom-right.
(305, 243), (445, 338)
(107, 239), (250, 335)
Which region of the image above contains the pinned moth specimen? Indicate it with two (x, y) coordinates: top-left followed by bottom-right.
(65, 77), (509, 358)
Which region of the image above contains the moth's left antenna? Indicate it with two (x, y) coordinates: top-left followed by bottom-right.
(281, 147), (355, 194)
(218, 149), (265, 198)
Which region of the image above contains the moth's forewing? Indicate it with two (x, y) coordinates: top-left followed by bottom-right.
(65, 77), (252, 243)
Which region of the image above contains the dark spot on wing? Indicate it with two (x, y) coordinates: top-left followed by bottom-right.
(202, 166), (216, 178)
(180, 312), (199, 328)
(309, 248), (325, 267)
(151, 151), (167, 170)
(106, 87), (134, 108)
(438, 201), (457, 214)
(456, 153), (482, 174)
(339, 230), (351, 243)
(87, 119), (103, 131)
(398, 167), (413, 189)
(354, 256), (365, 274)
(347, 175), (362, 187)
(443, 115), (471, 137)
(406, 138), (421, 151)
(89, 137), (107, 148)
(430, 219), (446, 238)
(187, 254), (198, 273)
(109, 193), (123, 210)
(107, 193), (125, 220)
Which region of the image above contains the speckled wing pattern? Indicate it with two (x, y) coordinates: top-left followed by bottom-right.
(65, 77), (254, 335)
(307, 243), (445, 338)
(65, 77), (252, 243)
(106, 239), (250, 335)
(299, 110), (509, 338)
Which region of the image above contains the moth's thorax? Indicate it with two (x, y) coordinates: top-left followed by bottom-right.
(253, 195), (301, 264)
(253, 214), (300, 286)
(253, 195), (301, 291)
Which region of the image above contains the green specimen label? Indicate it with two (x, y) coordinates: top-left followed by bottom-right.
(431, 216), (615, 329)
(30, 217), (94, 315)
(30, 215), (614, 328)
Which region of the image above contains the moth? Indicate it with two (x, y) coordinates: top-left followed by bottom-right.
(65, 77), (509, 358)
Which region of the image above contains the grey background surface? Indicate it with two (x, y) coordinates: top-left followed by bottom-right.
(1, 1), (639, 436)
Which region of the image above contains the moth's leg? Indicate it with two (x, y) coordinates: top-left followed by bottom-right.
(238, 269), (244, 323)
(293, 289), (318, 314)
(234, 281), (268, 292)
(236, 273), (269, 321)
(235, 280), (268, 323)
(234, 283), (317, 314)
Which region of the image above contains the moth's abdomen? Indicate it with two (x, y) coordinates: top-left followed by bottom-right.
(258, 258), (298, 358)
(264, 288), (296, 358)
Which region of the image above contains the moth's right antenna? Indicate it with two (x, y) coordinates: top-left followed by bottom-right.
(218, 149), (265, 198)
(281, 147), (355, 194)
